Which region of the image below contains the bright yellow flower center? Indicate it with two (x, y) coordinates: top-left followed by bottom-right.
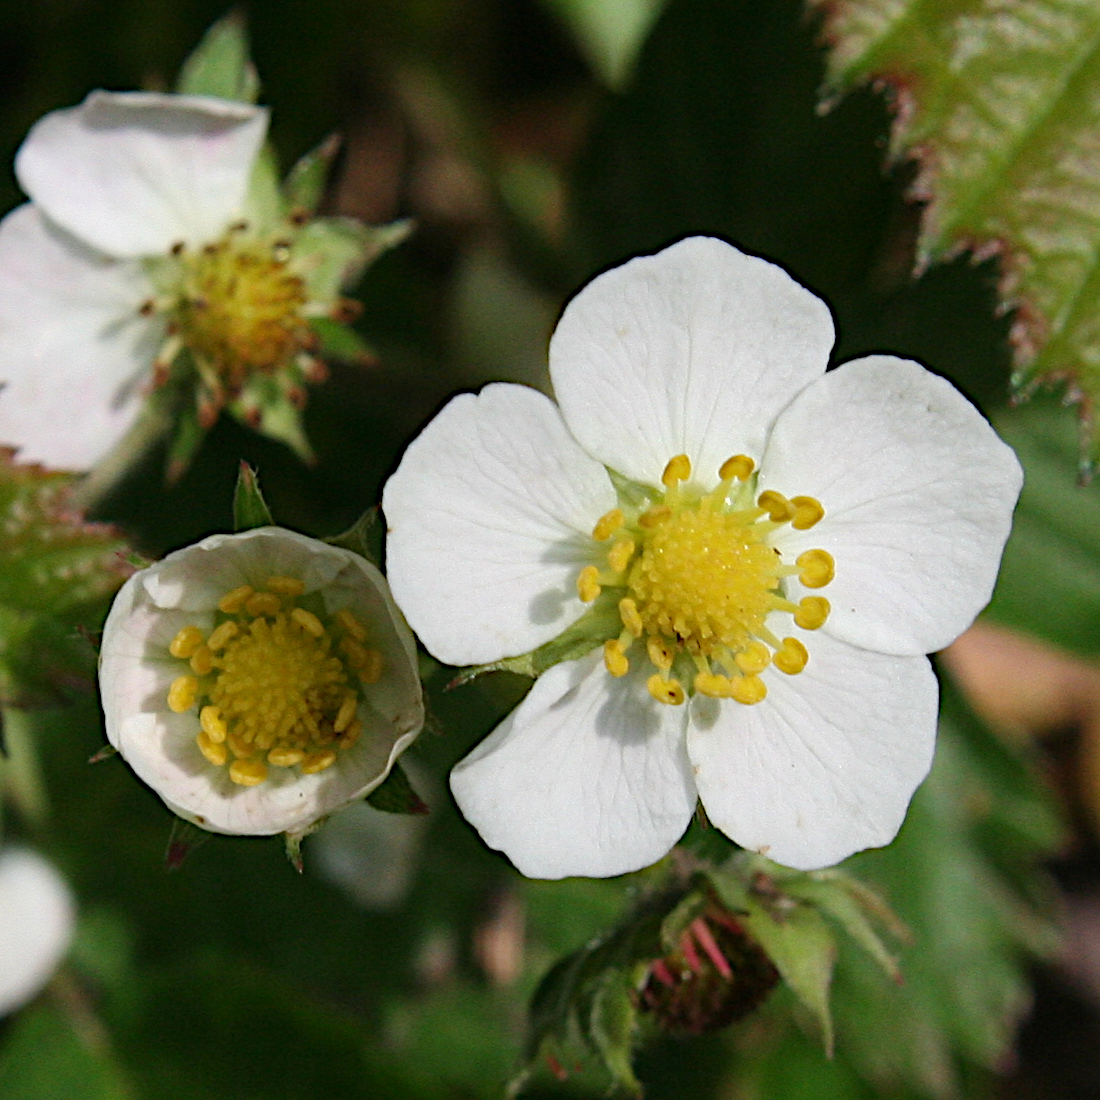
(166, 576), (384, 788)
(578, 454), (834, 707)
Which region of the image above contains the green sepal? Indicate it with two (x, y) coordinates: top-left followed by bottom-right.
(324, 508), (381, 565)
(246, 143), (284, 233)
(283, 133), (342, 215)
(165, 399), (207, 486)
(587, 969), (644, 1096)
(232, 379), (315, 464)
(165, 817), (212, 870)
(608, 467), (659, 511)
(294, 217), (413, 302)
(232, 461), (274, 532)
(365, 760), (429, 815)
(449, 599), (621, 686)
(309, 317), (376, 365)
(87, 743), (119, 764)
(175, 11), (259, 103)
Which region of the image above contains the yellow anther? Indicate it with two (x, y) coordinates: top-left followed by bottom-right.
(217, 585), (253, 614)
(358, 649), (384, 684)
(228, 731), (254, 759)
(794, 596), (830, 630)
(757, 490), (794, 523)
(773, 637), (809, 675)
(291, 607), (325, 637)
(229, 758), (268, 787)
(646, 635), (675, 673)
(694, 672), (734, 698)
(337, 720), (362, 750)
(207, 621), (240, 652)
(647, 674), (685, 706)
(169, 625), (205, 659)
(245, 591), (282, 617)
(168, 675), (200, 713)
(734, 642), (772, 675)
(608, 538), (636, 574)
(189, 645), (214, 676)
(790, 496), (825, 530)
(266, 575), (305, 597)
(300, 749), (337, 774)
(796, 549), (835, 589)
(604, 639), (630, 677)
(592, 508), (625, 541)
(199, 705), (227, 743)
(196, 731), (228, 767)
(267, 745), (305, 767)
(662, 454), (692, 487)
(619, 597), (644, 637)
(639, 505), (672, 528)
(334, 693), (358, 733)
(335, 608), (367, 640)
(577, 565), (601, 603)
(719, 455), (755, 481)
(730, 674), (767, 705)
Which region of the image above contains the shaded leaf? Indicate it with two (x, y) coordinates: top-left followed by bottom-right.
(365, 760), (429, 816)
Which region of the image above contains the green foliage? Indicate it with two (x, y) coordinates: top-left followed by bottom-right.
(175, 11), (260, 104)
(813, 0), (1100, 469)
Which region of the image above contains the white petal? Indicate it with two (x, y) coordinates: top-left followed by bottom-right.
(760, 356), (1023, 656)
(450, 654), (697, 878)
(383, 383), (616, 666)
(550, 237), (834, 489)
(16, 91), (268, 257)
(687, 630), (937, 870)
(0, 205), (155, 468)
(0, 848), (74, 1016)
(98, 528), (423, 836)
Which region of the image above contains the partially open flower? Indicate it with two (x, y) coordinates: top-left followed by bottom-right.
(0, 847), (75, 1016)
(383, 236), (1023, 877)
(99, 527), (423, 836)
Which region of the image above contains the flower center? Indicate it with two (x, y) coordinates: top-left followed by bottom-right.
(166, 576), (384, 788)
(576, 455), (834, 707)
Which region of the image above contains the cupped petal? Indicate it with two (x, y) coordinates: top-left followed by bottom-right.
(383, 383), (617, 666)
(760, 356), (1023, 656)
(0, 848), (75, 1016)
(550, 237), (835, 489)
(687, 630), (937, 870)
(99, 527), (423, 836)
(0, 204), (156, 468)
(16, 91), (268, 257)
(450, 654), (697, 878)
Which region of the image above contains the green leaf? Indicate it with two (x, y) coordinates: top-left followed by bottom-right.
(175, 11), (259, 103)
(283, 134), (342, 215)
(588, 970), (643, 1095)
(231, 461), (274, 532)
(813, 0), (1100, 468)
(310, 317), (377, 365)
(365, 760), (429, 815)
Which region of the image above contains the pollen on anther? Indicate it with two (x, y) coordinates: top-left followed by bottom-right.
(773, 638), (809, 675)
(169, 625), (205, 659)
(730, 675), (766, 705)
(168, 675), (200, 713)
(694, 672), (733, 698)
(662, 454), (692, 487)
(794, 596), (830, 630)
(291, 607), (325, 637)
(577, 565), (601, 602)
(719, 455), (754, 481)
(217, 585), (253, 614)
(604, 639), (629, 677)
(267, 575), (306, 597)
(734, 642), (771, 675)
(335, 608), (367, 640)
(790, 496), (824, 530)
(647, 674), (685, 706)
(757, 491), (794, 523)
(619, 597), (644, 637)
(796, 549), (834, 589)
(245, 591), (282, 617)
(189, 645), (214, 676)
(200, 705), (227, 743)
(229, 758), (267, 787)
(207, 621), (240, 652)
(608, 538), (635, 574)
(592, 509), (625, 541)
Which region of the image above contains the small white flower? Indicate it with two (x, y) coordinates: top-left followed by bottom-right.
(382, 236), (1023, 878)
(0, 91), (370, 469)
(0, 847), (74, 1016)
(98, 526), (424, 837)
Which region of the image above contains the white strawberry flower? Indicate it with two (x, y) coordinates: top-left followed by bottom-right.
(0, 847), (74, 1016)
(382, 236), (1023, 878)
(98, 527), (423, 837)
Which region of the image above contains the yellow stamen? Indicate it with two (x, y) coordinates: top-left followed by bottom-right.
(291, 607), (325, 637)
(335, 608), (367, 641)
(719, 454), (755, 481)
(662, 454), (692, 487)
(228, 731), (254, 759)
(200, 705), (227, 743)
(189, 645), (214, 676)
(604, 639), (630, 677)
(592, 508), (625, 541)
(694, 672), (733, 698)
(577, 565), (601, 603)
(245, 591), (282, 618)
(794, 596), (830, 630)
(608, 538), (636, 574)
(647, 675), (685, 706)
(773, 638), (809, 675)
(619, 597), (644, 637)
(267, 746), (305, 767)
(358, 649), (384, 684)
(229, 758), (268, 787)
(790, 496), (825, 530)
(217, 585), (253, 614)
(169, 625), (205, 659)
(168, 675), (200, 713)
(646, 636), (675, 673)
(757, 491), (794, 523)
(639, 505), (672, 528)
(300, 749), (337, 774)
(196, 731), (228, 766)
(334, 693), (358, 733)
(730, 675), (767, 705)
(796, 549), (835, 589)
(207, 621), (240, 652)
(266, 575), (306, 597)
(337, 719), (362, 750)
(734, 642), (771, 674)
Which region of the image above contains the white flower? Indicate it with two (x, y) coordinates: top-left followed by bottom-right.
(382, 236), (1023, 878)
(98, 526), (424, 837)
(0, 91), (363, 469)
(0, 847), (74, 1016)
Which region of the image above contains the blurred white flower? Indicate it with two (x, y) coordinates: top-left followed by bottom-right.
(0, 847), (74, 1016)
(98, 526), (423, 837)
(383, 236), (1023, 878)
